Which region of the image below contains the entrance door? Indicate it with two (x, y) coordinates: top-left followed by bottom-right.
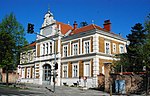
(42, 64), (51, 85)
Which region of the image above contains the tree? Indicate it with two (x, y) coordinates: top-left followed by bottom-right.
(114, 23), (146, 73)
(126, 23), (146, 72)
(0, 13), (28, 85)
(80, 21), (88, 27)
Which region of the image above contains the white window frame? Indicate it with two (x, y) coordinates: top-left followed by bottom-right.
(105, 41), (111, 54)
(73, 43), (78, 55)
(84, 62), (91, 77)
(119, 44), (124, 53)
(84, 40), (90, 54)
(63, 65), (68, 78)
(72, 63), (78, 77)
(43, 44), (45, 55)
(49, 42), (52, 54)
(63, 45), (68, 57)
(113, 43), (116, 53)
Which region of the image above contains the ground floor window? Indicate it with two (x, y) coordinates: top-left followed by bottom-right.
(63, 65), (68, 78)
(43, 64), (51, 81)
(73, 64), (78, 77)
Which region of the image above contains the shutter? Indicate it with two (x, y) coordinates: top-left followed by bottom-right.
(68, 43), (70, 56)
(79, 61), (83, 77)
(79, 39), (80, 54)
(68, 62), (72, 78)
(37, 44), (40, 57)
(91, 36), (93, 52)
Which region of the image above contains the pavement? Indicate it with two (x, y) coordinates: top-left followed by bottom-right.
(24, 83), (110, 96)
(0, 83), (148, 96)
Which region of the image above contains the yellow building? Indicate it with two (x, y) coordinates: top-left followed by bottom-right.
(18, 9), (127, 88)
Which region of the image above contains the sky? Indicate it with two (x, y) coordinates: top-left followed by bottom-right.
(0, 0), (150, 43)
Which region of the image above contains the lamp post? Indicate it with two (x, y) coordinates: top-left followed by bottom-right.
(27, 23), (57, 92)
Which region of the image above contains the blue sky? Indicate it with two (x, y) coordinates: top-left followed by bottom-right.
(0, 0), (150, 43)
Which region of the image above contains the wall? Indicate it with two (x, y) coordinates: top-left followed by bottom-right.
(1, 72), (18, 83)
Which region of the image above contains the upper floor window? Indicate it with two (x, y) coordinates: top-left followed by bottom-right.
(84, 41), (90, 54)
(119, 45), (124, 53)
(73, 43), (78, 55)
(43, 44), (45, 55)
(63, 45), (68, 57)
(49, 42), (52, 54)
(105, 41), (110, 54)
(113, 43), (116, 53)
(46, 43), (48, 54)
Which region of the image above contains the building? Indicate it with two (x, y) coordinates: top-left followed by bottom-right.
(18, 9), (128, 88)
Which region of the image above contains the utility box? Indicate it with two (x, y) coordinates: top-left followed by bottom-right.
(115, 80), (126, 94)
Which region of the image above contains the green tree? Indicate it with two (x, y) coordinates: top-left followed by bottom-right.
(114, 23), (146, 73)
(126, 23), (146, 72)
(143, 13), (150, 68)
(0, 13), (28, 85)
(80, 21), (88, 27)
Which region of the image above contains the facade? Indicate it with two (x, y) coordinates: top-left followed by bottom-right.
(18, 9), (127, 88)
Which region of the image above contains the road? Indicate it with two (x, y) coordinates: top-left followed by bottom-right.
(0, 84), (144, 96)
(0, 84), (109, 96)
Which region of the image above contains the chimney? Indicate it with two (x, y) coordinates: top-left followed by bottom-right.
(73, 21), (78, 30)
(103, 20), (111, 31)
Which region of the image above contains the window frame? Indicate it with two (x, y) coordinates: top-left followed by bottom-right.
(63, 65), (68, 78)
(113, 43), (116, 53)
(105, 41), (111, 54)
(63, 45), (68, 57)
(119, 44), (124, 53)
(84, 40), (90, 54)
(72, 64), (78, 77)
(73, 43), (78, 56)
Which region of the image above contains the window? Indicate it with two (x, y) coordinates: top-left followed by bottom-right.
(73, 65), (78, 77)
(46, 43), (48, 55)
(105, 41), (110, 54)
(119, 45), (124, 53)
(43, 64), (51, 81)
(63, 45), (68, 57)
(63, 65), (67, 78)
(73, 43), (78, 55)
(49, 42), (52, 54)
(84, 41), (90, 54)
(84, 63), (90, 77)
(43, 44), (45, 55)
(27, 68), (30, 78)
(113, 43), (116, 53)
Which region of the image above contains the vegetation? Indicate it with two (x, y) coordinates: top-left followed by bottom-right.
(0, 13), (28, 85)
(114, 13), (150, 73)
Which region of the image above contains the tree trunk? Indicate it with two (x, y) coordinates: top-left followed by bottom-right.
(6, 66), (9, 86)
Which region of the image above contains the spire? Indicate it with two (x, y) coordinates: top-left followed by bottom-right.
(48, 4), (50, 13)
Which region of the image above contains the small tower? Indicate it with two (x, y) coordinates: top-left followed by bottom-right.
(42, 7), (56, 27)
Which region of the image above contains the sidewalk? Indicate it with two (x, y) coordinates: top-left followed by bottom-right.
(24, 83), (110, 96)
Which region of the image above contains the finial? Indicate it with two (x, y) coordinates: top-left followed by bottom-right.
(92, 20), (94, 24)
(68, 21), (70, 25)
(48, 4), (50, 13)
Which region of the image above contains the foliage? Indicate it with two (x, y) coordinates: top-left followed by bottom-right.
(0, 13), (28, 70)
(79, 21), (88, 27)
(114, 23), (147, 72)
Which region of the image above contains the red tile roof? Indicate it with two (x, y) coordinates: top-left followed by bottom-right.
(70, 24), (103, 35)
(56, 21), (73, 35)
(69, 24), (120, 37)
(29, 42), (36, 47)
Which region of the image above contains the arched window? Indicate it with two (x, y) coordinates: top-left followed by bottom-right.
(43, 64), (51, 81)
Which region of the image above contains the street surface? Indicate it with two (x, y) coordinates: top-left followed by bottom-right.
(0, 84), (147, 96)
